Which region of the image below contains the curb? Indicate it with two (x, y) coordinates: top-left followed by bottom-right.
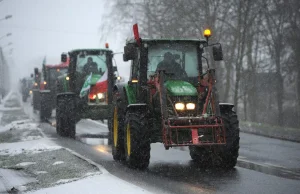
(62, 147), (109, 174)
(239, 129), (300, 143)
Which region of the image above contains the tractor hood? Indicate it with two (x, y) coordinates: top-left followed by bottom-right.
(164, 80), (197, 96)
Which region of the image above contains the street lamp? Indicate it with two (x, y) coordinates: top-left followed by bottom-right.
(0, 15), (12, 21)
(0, 33), (12, 41)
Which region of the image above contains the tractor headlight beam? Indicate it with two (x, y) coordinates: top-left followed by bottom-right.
(175, 103), (185, 110)
(186, 103), (196, 110)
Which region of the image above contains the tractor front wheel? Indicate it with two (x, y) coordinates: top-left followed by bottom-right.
(56, 95), (76, 138)
(124, 112), (150, 170)
(218, 110), (240, 169)
(111, 106), (125, 161)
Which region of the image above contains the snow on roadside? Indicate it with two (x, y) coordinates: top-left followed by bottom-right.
(52, 161), (64, 165)
(28, 173), (153, 194)
(0, 138), (61, 156)
(16, 162), (36, 167)
(0, 119), (37, 133)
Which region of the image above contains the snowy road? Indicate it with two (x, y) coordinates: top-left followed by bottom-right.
(24, 102), (300, 194)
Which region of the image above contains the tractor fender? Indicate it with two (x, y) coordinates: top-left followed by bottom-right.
(126, 103), (147, 113)
(113, 83), (128, 111)
(219, 103), (234, 112)
(57, 92), (76, 101)
(113, 83), (127, 101)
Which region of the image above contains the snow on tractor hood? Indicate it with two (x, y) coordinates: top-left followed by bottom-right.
(164, 80), (197, 96)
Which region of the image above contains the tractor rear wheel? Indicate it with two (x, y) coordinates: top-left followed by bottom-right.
(56, 95), (76, 138)
(124, 112), (150, 170)
(111, 105), (125, 161)
(218, 110), (240, 169)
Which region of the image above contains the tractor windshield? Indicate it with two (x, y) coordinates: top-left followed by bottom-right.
(49, 68), (68, 81)
(76, 54), (107, 76)
(147, 42), (198, 79)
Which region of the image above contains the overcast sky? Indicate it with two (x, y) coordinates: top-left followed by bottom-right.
(0, 0), (129, 85)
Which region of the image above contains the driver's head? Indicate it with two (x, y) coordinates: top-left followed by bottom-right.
(164, 52), (173, 62)
(87, 57), (93, 63)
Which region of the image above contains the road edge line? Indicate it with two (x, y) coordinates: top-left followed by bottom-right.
(63, 147), (109, 174)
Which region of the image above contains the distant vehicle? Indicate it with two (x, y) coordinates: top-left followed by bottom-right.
(56, 45), (119, 138)
(31, 60), (69, 121)
(39, 59), (69, 121)
(19, 75), (34, 102)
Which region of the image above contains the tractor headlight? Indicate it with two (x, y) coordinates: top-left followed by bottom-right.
(29, 90), (32, 94)
(175, 103), (185, 110)
(97, 93), (104, 99)
(186, 103), (195, 110)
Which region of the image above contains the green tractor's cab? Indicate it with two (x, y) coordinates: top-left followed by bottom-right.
(56, 48), (118, 138)
(111, 27), (239, 170)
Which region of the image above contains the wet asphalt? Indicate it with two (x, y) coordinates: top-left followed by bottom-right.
(24, 103), (300, 194)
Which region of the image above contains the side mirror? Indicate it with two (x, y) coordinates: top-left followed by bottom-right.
(123, 44), (136, 62)
(30, 74), (33, 78)
(34, 68), (39, 75)
(61, 53), (67, 62)
(212, 44), (223, 61)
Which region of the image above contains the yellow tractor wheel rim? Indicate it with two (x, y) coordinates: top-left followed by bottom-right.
(126, 123), (131, 156)
(113, 107), (118, 147)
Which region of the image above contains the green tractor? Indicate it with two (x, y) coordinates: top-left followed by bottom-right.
(56, 47), (118, 138)
(111, 28), (240, 169)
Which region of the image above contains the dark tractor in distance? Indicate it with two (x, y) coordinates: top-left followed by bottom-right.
(20, 75), (34, 102)
(111, 28), (240, 170)
(32, 67), (41, 112)
(56, 47), (118, 138)
(39, 60), (69, 121)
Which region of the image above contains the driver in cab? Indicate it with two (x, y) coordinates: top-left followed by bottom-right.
(83, 57), (99, 75)
(156, 52), (187, 78)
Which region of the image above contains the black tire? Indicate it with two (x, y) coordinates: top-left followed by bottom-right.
(22, 95), (27, 102)
(218, 110), (240, 169)
(189, 146), (213, 168)
(56, 97), (64, 136)
(189, 110), (239, 169)
(124, 111), (151, 170)
(40, 92), (52, 122)
(111, 105), (125, 161)
(107, 119), (112, 145)
(56, 95), (76, 138)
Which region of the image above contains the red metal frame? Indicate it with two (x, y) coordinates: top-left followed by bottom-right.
(150, 69), (226, 149)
